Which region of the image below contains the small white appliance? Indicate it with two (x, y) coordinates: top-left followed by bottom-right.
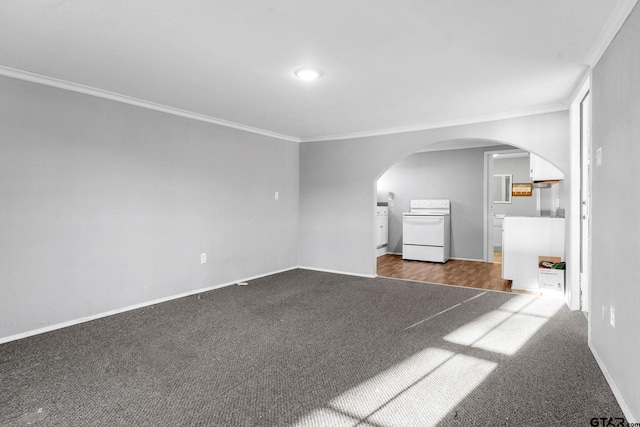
(402, 199), (450, 263)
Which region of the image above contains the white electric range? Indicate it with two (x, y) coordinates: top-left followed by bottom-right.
(402, 199), (450, 263)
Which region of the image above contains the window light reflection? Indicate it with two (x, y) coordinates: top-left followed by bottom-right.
(443, 295), (565, 355)
(292, 294), (564, 426)
(293, 348), (497, 426)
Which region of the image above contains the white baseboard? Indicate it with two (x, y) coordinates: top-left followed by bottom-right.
(298, 265), (376, 278)
(589, 341), (636, 423)
(384, 253), (486, 263)
(449, 257), (485, 262)
(0, 266), (298, 345)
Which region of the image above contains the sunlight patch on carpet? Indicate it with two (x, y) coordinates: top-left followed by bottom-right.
(329, 348), (453, 416)
(443, 295), (565, 355)
(292, 348), (497, 426)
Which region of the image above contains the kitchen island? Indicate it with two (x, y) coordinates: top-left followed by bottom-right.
(502, 216), (565, 292)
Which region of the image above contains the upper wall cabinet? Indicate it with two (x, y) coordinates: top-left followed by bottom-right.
(530, 153), (564, 181)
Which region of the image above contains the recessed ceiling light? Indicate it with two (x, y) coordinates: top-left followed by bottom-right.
(295, 68), (323, 81)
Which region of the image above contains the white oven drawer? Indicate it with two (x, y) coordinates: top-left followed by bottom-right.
(402, 244), (445, 263)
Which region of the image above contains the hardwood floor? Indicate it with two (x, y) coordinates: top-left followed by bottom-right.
(377, 253), (537, 295)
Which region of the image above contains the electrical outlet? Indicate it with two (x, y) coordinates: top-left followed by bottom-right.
(200, 253), (207, 264)
(596, 147), (603, 166)
(602, 305), (606, 320)
(610, 305), (615, 327)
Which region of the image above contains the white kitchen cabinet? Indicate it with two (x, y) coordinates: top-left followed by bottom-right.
(376, 206), (388, 256)
(502, 216), (565, 292)
(530, 153), (564, 181)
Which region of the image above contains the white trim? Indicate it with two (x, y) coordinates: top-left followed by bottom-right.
(449, 257), (487, 263)
(298, 266), (376, 278)
(379, 253), (486, 263)
(567, 73), (592, 312)
(1, 65), (573, 145)
(484, 151), (492, 262)
(584, 0), (639, 67)
(589, 342), (637, 422)
(568, 70), (593, 105)
(299, 104), (568, 143)
(0, 266), (297, 345)
(0, 65), (300, 143)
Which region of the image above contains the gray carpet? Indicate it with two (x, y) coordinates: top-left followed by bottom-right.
(0, 269), (625, 426)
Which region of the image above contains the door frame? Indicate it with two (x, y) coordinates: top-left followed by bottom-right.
(483, 148), (529, 262)
(567, 72), (592, 312)
(580, 90), (592, 315)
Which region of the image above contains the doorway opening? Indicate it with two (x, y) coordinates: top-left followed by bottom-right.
(374, 141), (529, 294)
(484, 149), (530, 264)
(579, 90), (592, 314)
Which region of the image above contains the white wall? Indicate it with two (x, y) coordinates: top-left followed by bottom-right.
(0, 76), (300, 341)
(590, 3), (640, 420)
(299, 111), (570, 277)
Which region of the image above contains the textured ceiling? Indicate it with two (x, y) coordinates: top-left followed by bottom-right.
(0, 1), (635, 141)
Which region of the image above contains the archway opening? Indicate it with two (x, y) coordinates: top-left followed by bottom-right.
(374, 138), (568, 295)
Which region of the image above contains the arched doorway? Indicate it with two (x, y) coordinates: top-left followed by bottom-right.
(373, 139), (567, 295)
(374, 139), (515, 291)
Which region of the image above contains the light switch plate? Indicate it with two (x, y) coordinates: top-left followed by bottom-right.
(596, 147), (603, 166)
(610, 305), (615, 327)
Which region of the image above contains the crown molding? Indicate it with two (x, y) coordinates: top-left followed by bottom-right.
(0, 65), (301, 143)
(299, 104), (568, 143)
(584, 0), (638, 67)
(2, 2), (635, 146)
(1, 65), (570, 145)
(568, 70), (592, 106)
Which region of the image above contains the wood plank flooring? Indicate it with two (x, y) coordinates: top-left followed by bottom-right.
(377, 254), (537, 295)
